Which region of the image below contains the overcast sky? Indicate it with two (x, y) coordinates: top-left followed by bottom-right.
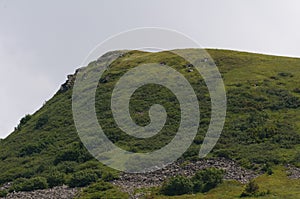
(0, 0), (300, 138)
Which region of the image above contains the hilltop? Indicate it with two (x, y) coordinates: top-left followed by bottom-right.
(0, 49), (300, 198)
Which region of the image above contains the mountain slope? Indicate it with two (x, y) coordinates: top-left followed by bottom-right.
(0, 49), (300, 198)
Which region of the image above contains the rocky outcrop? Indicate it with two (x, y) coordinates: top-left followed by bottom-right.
(59, 50), (126, 92)
(1, 185), (79, 199)
(59, 68), (84, 92)
(112, 158), (259, 194)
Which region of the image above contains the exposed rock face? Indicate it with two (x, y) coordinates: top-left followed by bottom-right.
(112, 158), (260, 194)
(59, 68), (84, 92)
(59, 50), (126, 92)
(1, 186), (79, 199)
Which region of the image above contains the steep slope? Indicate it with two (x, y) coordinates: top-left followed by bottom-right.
(0, 49), (300, 198)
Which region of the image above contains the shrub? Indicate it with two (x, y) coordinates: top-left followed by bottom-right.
(30, 177), (48, 190)
(293, 88), (300, 93)
(54, 150), (80, 165)
(10, 178), (26, 192)
(292, 152), (300, 167)
(11, 177), (48, 192)
(102, 172), (117, 182)
(54, 142), (94, 165)
(16, 114), (32, 130)
(19, 143), (45, 157)
(215, 149), (231, 159)
(160, 175), (193, 196)
(46, 170), (65, 188)
(67, 170), (98, 188)
(56, 161), (77, 174)
(261, 164), (273, 175)
(83, 180), (113, 192)
(34, 115), (49, 129)
(267, 168), (273, 175)
(278, 72), (293, 77)
(240, 180), (259, 197)
(160, 168), (224, 196)
(0, 190), (8, 197)
(191, 168), (224, 193)
(77, 181), (129, 199)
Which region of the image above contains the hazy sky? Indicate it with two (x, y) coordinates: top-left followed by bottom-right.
(0, 0), (300, 138)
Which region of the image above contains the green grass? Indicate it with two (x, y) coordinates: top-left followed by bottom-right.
(0, 49), (299, 197)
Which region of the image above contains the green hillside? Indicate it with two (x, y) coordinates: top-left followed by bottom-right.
(0, 49), (300, 198)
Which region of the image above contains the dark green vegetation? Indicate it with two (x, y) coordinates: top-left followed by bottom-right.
(160, 168), (223, 196)
(240, 180), (269, 197)
(11, 177), (48, 192)
(0, 49), (300, 198)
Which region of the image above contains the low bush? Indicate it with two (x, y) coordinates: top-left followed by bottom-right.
(293, 88), (300, 93)
(46, 170), (65, 188)
(77, 181), (129, 199)
(261, 164), (273, 175)
(19, 143), (46, 157)
(56, 161), (77, 174)
(191, 168), (224, 193)
(240, 180), (271, 197)
(101, 171), (117, 182)
(54, 142), (94, 165)
(160, 175), (193, 196)
(10, 177), (48, 192)
(67, 170), (98, 188)
(34, 115), (49, 130)
(0, 190), (8, 197)
(292, 152), (300, 167)
(16, 114), (32, 130)
(54, 150), (81, 165)
(160, 168), (224, 196)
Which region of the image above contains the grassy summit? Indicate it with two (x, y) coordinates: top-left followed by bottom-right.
(0, 49), (300, 198)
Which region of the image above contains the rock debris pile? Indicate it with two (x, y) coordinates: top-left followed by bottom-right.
(112, 158), (259, 193)
(286, 164), (300, 179)
(0, 186), (79, 199)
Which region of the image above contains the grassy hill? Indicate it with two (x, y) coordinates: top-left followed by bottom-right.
(0, 49), (300, 198)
